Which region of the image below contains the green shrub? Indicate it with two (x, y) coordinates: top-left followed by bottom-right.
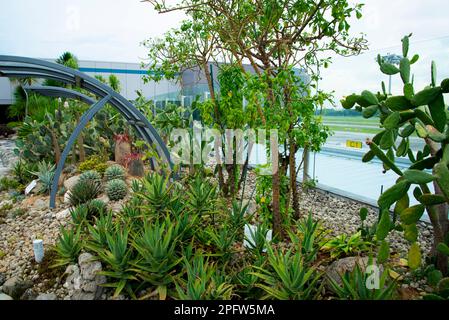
(105, 165), (126, 181)
(79, 155), (107, 174)
(106, 179), (127, 201)
(0, 177), (21, 192)
(69, 180), (102, 206)
(323, 231), (372, 259)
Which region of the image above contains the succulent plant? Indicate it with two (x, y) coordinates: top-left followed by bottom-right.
(341, 34), (449, 274)
(105, 165), (126, 181)
(106, 179), (128, 201)
(79, 170), (101, 186)
(69, 180), (102, 206)
(88, 199), (107, 216)
(28, 160), (56, 195)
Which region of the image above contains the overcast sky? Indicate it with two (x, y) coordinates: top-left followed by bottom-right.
(1, 0), (448, 105)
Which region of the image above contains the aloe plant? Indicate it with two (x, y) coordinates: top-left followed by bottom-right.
(327, 262), (397, 300)
(52, 226), (83, 267)
(136, 172), (172, 213)
(174, 255), (233, 300)
(251, 246), (322, 300)
(91, 227), (137, 298)
(130, 217), (181, 300)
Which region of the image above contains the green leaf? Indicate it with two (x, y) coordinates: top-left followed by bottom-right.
(431, 61), (437, 87)
(419, 194), (446, 206)
(380, 129), (395, 149)
(394, 193), (409, 218)
(383, 112), (401, 129)
(362, 105), (378, 118)
(378, 180), (410, 209)
(410, 54), (419, 64)
(361, 90), (379, 105)
(369, 142), (403, 176)
(404, 224), (418, 242)
(403, 83), (414, 100)
(380, 63), (400, 75)
(362, 150), (375, 163)
(411, 87), (442, 107)
(385, 96), (413, 111)
(437, 243), (449, 256)
(408, 243), (422, 270)
(428, 93), (446, 132)
(400, 58), (410, 84)
(400, 204), (425, 225)
(434, 162), (449, 200)
(400, 124), (415, 138)
(359, 207), (368, 221)
(402, 35), (409, 57)
(378, 240), (390, 264)
(415, 122), (428, 138)
(376, 209), (391, 241)
(403, 169), (435, 184)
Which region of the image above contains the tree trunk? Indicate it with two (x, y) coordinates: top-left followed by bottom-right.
(272, 169), (283, 238)
(289, 138), (300, 219)
(49, 128), (61, 164)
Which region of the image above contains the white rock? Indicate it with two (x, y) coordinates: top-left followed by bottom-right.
(64, 175), (80, 191)
(36, 293), (57, 300)
(63, 191), (72, 204)
(0, 293), (13, 300)
(55, 208), (71, 220)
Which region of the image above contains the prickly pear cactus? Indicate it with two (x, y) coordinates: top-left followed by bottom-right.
(341, 34), (449, 273)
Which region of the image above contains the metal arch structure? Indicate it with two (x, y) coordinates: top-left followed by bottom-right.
(0, 55), (173, 208)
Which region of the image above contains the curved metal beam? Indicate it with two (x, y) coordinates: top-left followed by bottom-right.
(23, 85), (96, 105)
(0, 55), (173, 208)
(50, 95), (112, 208)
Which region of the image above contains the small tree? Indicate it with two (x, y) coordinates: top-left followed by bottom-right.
(341, 34), (449, 275)
(145, 0), (366, 237)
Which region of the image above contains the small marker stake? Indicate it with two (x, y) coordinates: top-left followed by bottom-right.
(33, 239), (44, 263)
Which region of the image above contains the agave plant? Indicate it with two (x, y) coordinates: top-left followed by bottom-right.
(52, 226), (83, 267)
(245, 223), (270, 258)
(28, 160), (56, 194)
(251, 246), (322, 300)
(327, 262), (397, 300)
(91, 227), (137, 298)
(136, 172), (172, 213)
(174, 255), (233, 300)
(69, 180), (102, 206)
(85, 211), (115, 252)
(229, 200), (250, 237)
(185, 175), (217, 220)
(206, 225), (237, 262)
(289, 212), (328, 264)
(130, 217), (181, 300)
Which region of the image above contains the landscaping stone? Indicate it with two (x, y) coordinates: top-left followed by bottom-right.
(2, 276), (33, 299)
(63, 253), (106, 300)
(325, 256), (383, 287)
(36, 293), (57, 300)
(55, 208), (71, 220)
(20, 287), (38, 300)
(0, 272), (6, 286)
(63, 191), (72, 205)
(64, 175), (80, 191)
(0, 293), (13, 300)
